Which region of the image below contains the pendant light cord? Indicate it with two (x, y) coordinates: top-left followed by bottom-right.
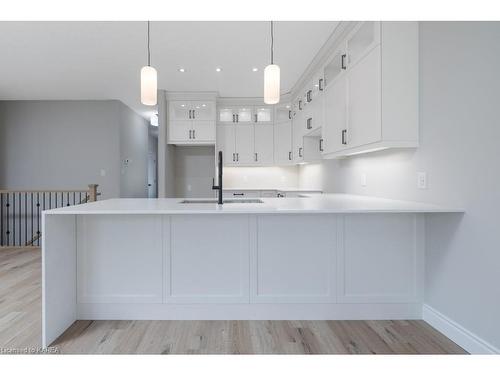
(270, 21), (274, 65)
(147, 20), (151, 66)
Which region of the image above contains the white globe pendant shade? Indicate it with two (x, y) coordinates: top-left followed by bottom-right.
(141, 65), (157, 106)
(264, 64), (280, 104)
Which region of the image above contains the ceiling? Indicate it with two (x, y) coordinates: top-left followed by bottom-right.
(0, 21), (338, 118)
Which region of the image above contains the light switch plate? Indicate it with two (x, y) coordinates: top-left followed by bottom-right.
(417, 172), (427, 189)
(361, 173), (367, 187)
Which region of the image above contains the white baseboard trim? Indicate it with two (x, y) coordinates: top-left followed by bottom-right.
(423, 304), (499, 354)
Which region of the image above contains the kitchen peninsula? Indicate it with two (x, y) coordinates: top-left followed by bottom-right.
(41, 194), (463, 347)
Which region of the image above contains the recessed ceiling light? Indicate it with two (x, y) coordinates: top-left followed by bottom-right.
(215, 67), (222, 72)
(286, 105), (291, 109)
(196, 106), (200, 109)
(202, 104), (206, 107)
(181, 104), (186, 107)
(178, 68), (185, 73)
(252, 67), (258, 72)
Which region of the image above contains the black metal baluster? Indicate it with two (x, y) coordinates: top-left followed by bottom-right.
(12, 193), (16, 246)
(49, 192), (52, 210)
(18, 192), (21, 246)
(6, 193), (10, 246)
(30, 193), (33, 246)
(0, 193), (3, 246)
(79, 192), (82, 204)
(73, 192), (76, 205)
(36, 192), (40, 246)
(66, 191), (70, 206)
(25, 194), (27, 244)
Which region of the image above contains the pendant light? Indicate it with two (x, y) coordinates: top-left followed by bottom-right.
(264, 21), (280, 104)
(141, 21), (157, 106)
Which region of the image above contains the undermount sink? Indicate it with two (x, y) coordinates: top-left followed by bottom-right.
(180, 199), (264, 204)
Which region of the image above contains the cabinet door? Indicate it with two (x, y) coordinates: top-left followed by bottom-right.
(293, 105), (304, 161)
(169, 101), (191, 121)
(216, 125), (236, 165)
(169, 121), (192, 143)
(236, 107), (253, 123)
(323, 75), (348, 154)
(274, 121), (292, 164)
(254, 106), (273, 124)
(324, 47), (346, 87)
(234, 125), (254, 164)
(254, 124), (274, 165)
(348, 45), (381, 148)
(192, 121), (215, 143)
(275, 104), (292, 123)
(218, 107), (235, 123)
(191, 101), (215, 121)
(346, 21), (380, 67)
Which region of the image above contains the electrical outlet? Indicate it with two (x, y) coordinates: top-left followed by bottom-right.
(417, 172), (427, 189)
(361, 173), (367, 187)
(100, 169), (106, 177)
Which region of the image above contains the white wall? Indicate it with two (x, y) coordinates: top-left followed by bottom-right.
(224, 166), (300, 190)
(174, 146), (215, 198)
(0, 100), (148, 199)
(118, 102), (149, 198)
(299, 22), (500, 350)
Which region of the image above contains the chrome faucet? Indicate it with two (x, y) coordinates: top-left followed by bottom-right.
(212, 151), (223, 205)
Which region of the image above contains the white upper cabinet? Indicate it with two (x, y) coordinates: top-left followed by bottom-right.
(168, 100), (216, 144)
(346, 21), (381, 68)
(234, 125), (255, 164)
(218, 107), (235, 123)
(255, 106), (273, 124)
(170, 101), (191, 121)
(217, 106), (273, 124)
(322, 21), (418, 158)
(322, 74), (348, 155)
(216, 125), (236, 165)
(275, 104), (292, 123)
(347, 45), (381, 148)
(236, 107), (254, 123)
(190, 101), (216, 121)
(254, 125), (274, 165)
(274, 121), (293, 165)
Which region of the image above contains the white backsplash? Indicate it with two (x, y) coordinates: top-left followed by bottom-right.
(223, 166), (300, 190)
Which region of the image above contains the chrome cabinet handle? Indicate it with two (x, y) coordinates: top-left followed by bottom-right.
(319, 78), (324, 91)
(189, 130), (192, 139)
(299, 100), (302, 110)
(341, 54), (347, 70)
(233, 153), (235, 162)
(307, 90), (312, 103)
(192, 129), (195, 139)
(342, 129), (347, 145)
(254, 153), (258, 162)
(288, 110), (292, 120)
(307, 118), (312, 130)
(232, 114), (235, 122)
(254, 114), (258, 123)
(192, 110), (195, 119)
(299, 147), (303, 158)
(236, 114), (239, 122)
(288, 151), (292, 160)
(319, 138), (324, 152)
(237, 153), (239, 162)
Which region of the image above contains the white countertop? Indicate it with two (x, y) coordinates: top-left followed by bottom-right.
(43, 194), (464, 215)
(223, 188), (322, 192)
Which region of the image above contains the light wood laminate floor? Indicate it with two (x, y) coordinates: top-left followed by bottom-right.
(0, 247), (467, 354)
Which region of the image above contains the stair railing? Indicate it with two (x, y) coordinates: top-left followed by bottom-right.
(0, 184), (99, 248)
